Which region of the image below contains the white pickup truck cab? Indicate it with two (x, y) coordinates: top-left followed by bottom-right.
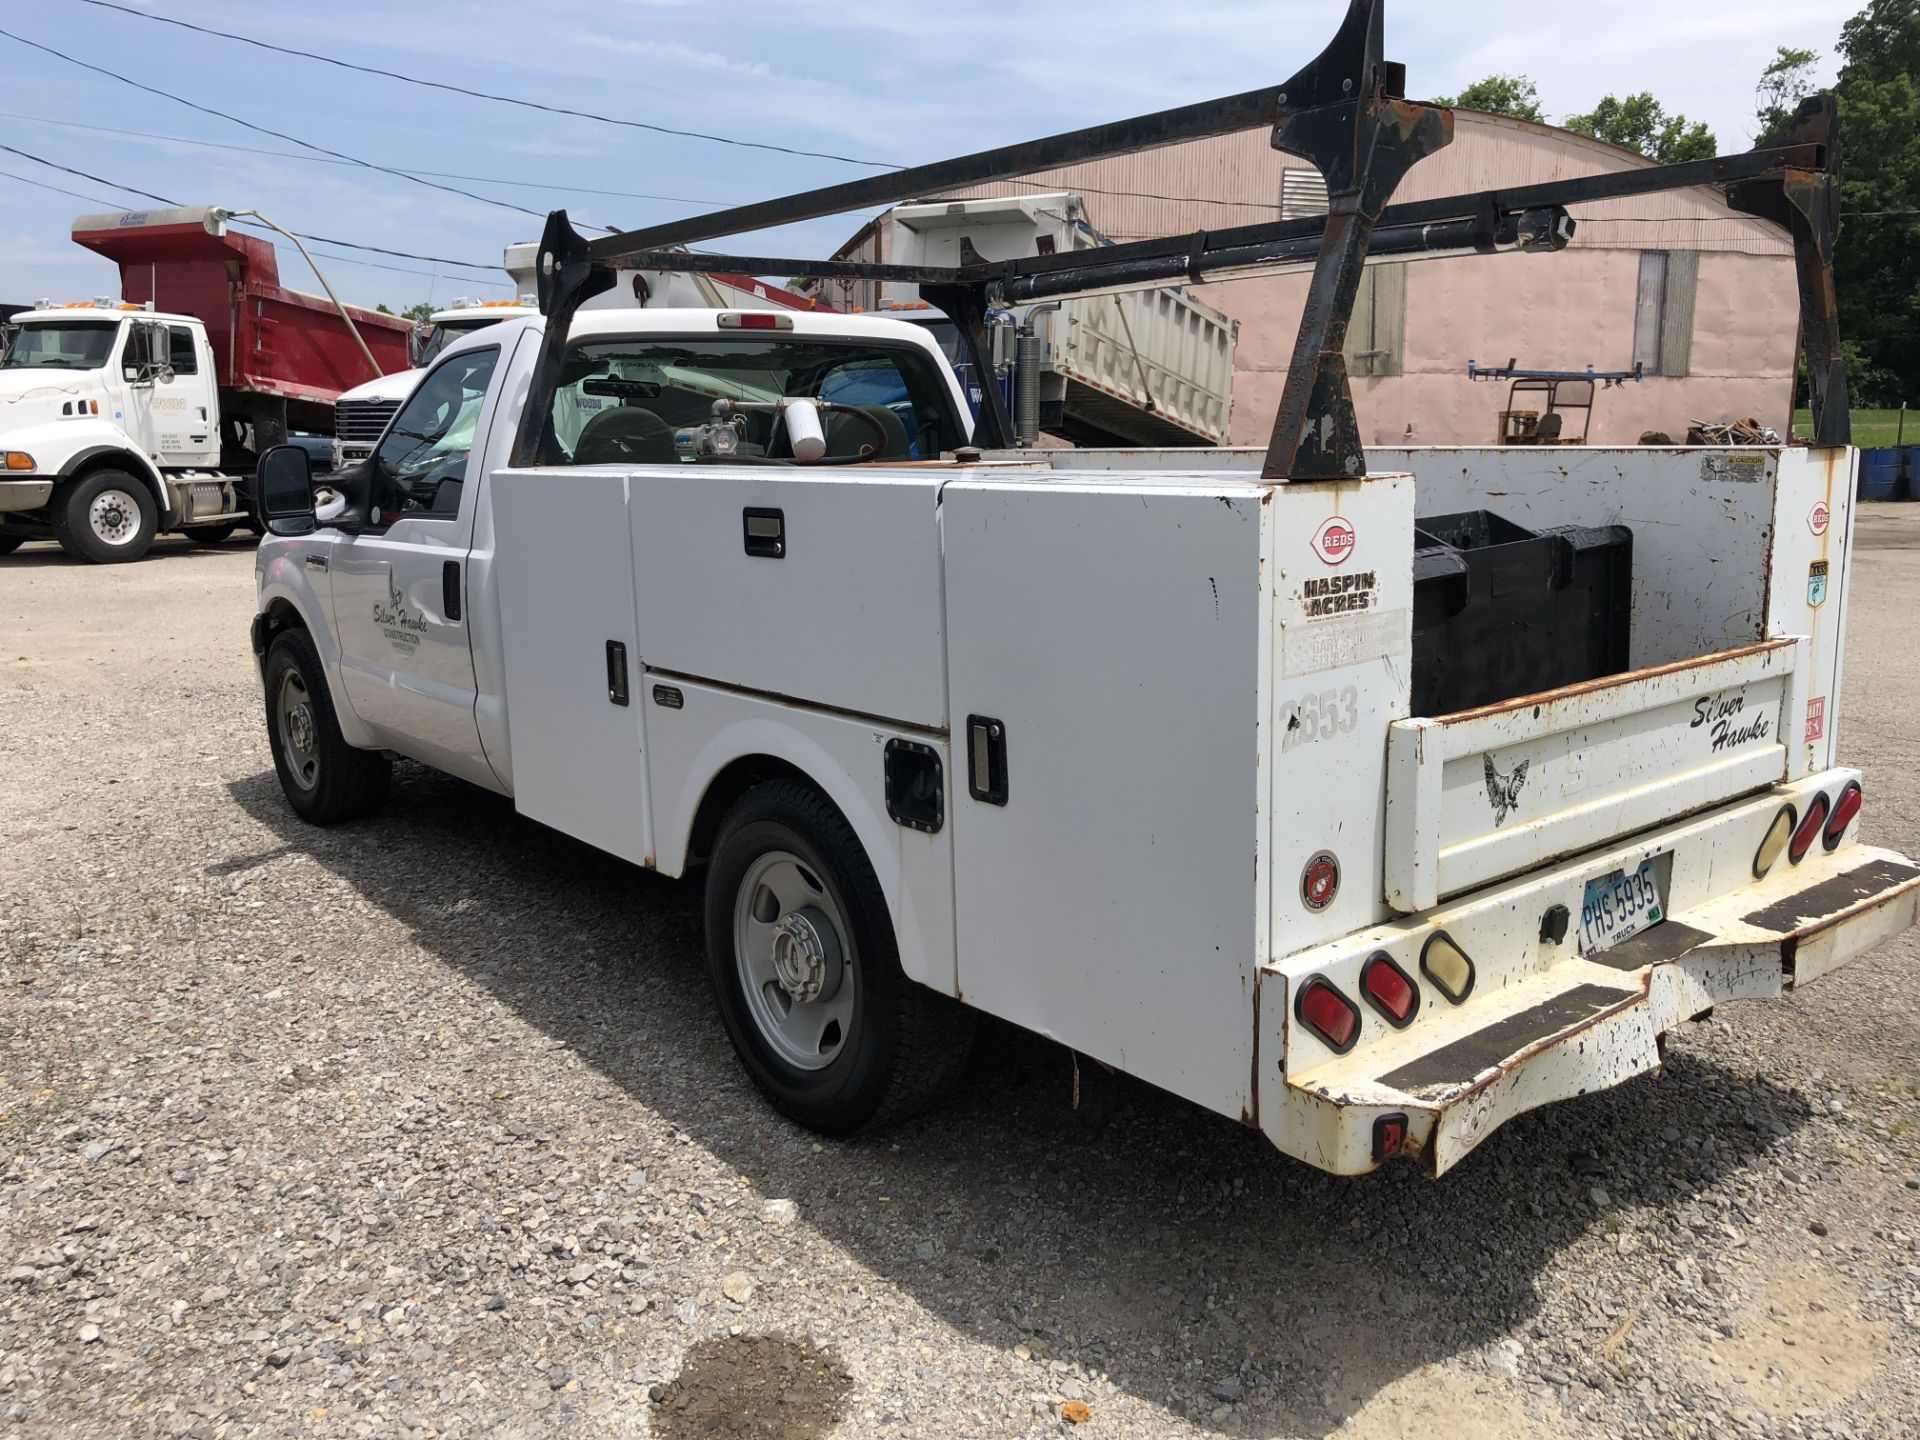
(0, 303), (254, 560)
(251, 307), (1920, 1175)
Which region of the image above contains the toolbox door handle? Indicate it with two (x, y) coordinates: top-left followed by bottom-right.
(742, 507), (785, 558)
(606, 641), (630, 706)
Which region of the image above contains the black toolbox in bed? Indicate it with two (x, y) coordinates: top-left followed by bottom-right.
(1411, 510), (1633, 717)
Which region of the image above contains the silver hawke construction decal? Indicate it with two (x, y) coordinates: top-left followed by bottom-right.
(1692, 687), (1771, 751)
(372, 573), (427, 652)
(1484, 754), (1529, 826)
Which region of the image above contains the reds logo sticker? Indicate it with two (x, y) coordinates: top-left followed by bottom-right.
(1311, 517), (1356, 566)
(1300, 851), (1340, 911)
(1809, 501), (1830, 536)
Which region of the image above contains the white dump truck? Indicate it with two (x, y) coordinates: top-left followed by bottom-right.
(832, 193), (1238, 447)
(0, 209), (408, 561)
(248, 306), (1917, 1175)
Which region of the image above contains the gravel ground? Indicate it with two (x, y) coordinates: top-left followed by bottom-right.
(2, 514), (1919, 1440)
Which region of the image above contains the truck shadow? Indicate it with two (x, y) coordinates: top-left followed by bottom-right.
(227, 765), (1816, 1434)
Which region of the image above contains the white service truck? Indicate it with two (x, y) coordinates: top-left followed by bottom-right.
(249, 307), (1920, 1175)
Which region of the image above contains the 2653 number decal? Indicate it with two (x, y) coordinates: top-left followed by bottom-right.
(1281, 686), (1359, 752)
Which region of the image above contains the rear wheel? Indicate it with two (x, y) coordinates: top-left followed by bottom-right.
(183, 524), (238, 545)
(704, 780), (972, 1134)
(264, 627), (390, 824)
(0, 535), (23, 556)
(51, 470), (157, 563)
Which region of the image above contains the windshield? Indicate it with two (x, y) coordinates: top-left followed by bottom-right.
(541, 335), (966, 465)
(2, 321), (119, 371)
(416, 315), (505, 367)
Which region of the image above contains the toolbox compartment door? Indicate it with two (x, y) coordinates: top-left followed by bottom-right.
(1383, 637), (1808, 913)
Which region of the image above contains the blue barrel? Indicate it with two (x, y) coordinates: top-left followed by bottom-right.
(1859, 448), (1901, 502)
(1903, 446), (1920, 501)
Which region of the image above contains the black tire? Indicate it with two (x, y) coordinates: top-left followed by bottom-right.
(704, 780), (973, 1134)
(263, 627), (390, 824)
(0, 535), (23, 556)
(183, 524), (238, 545)
(51, 469), (158, 563)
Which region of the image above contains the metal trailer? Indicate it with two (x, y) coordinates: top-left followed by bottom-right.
(250, 0), (1912, 1176)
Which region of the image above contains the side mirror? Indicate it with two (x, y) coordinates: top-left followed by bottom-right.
(408, 324), (434, 368)
(257, 445), (318, 536)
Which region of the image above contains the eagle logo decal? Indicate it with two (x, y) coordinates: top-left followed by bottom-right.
(1483, 754), (1530, 827)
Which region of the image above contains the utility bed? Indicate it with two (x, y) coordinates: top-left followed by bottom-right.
(478, 434), (1911, 1173)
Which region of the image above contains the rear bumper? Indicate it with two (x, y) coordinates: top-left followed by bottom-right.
(1260, 772), (1919, 1175)
(0, 478), (54, 514)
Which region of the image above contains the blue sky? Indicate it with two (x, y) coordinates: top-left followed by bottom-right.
(1, 0), (1862, 311)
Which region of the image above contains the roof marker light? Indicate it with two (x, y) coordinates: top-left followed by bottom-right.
(1420, 931), (1475, 1005)
(1823, 782), (1862, 851)
(1754, 803), (1797, 878)
(1295, 977), (1360, 1054)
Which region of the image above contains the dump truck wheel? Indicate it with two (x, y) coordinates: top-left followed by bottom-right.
(52, 470), (158, 563)
(0, 535), (23, 556)
(183, 524), (238, 545)
(705, 780), (973, 1135)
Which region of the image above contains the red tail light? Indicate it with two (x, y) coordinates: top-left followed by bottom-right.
(1823, 781), (1862, 851)
(1789, 792), (1830, 865)
(1360, 953), (1420, 1027)
(1296, 978), (1360, 1053)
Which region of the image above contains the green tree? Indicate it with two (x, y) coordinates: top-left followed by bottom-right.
(1564, 92), (1718, 162)
(1756, 45), (1821, 134)
(399, 302), (437, 324)
(1433, 73), (1545, 122)
(1832, 0), (1920, 405)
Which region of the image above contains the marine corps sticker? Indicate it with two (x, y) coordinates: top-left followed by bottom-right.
(1300, 851), (1340, 911)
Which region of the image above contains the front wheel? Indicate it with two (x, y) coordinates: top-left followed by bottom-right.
(52, 470), (158, 563)
(264, 628), (390, 824)
(704, 780), (972, 1134)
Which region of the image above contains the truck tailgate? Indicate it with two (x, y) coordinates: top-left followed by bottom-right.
(1384, 638), (1808, 912)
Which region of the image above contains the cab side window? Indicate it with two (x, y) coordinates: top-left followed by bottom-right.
(370, 347), (500, 522)
(167, 326), (198, 375)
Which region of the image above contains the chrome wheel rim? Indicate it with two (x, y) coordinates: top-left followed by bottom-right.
(733, 850), (855, 1070)
(275, 668), (320, 791)
(88, 489), (142, 546)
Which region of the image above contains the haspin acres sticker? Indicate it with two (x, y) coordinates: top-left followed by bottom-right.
(1311, 516), (1356, 566)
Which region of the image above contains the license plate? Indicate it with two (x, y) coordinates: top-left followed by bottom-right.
(1580, 859), (1665, 954)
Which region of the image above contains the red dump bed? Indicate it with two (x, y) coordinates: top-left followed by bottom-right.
(72, 207), (412, 405)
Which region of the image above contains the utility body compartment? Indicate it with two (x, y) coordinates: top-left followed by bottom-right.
(475, 433), (1906, 1176)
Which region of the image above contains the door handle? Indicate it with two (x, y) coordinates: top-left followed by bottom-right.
(742, 507), (785, 558)
(606, 641), (630, 706)
(442, 560), (462, 622)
